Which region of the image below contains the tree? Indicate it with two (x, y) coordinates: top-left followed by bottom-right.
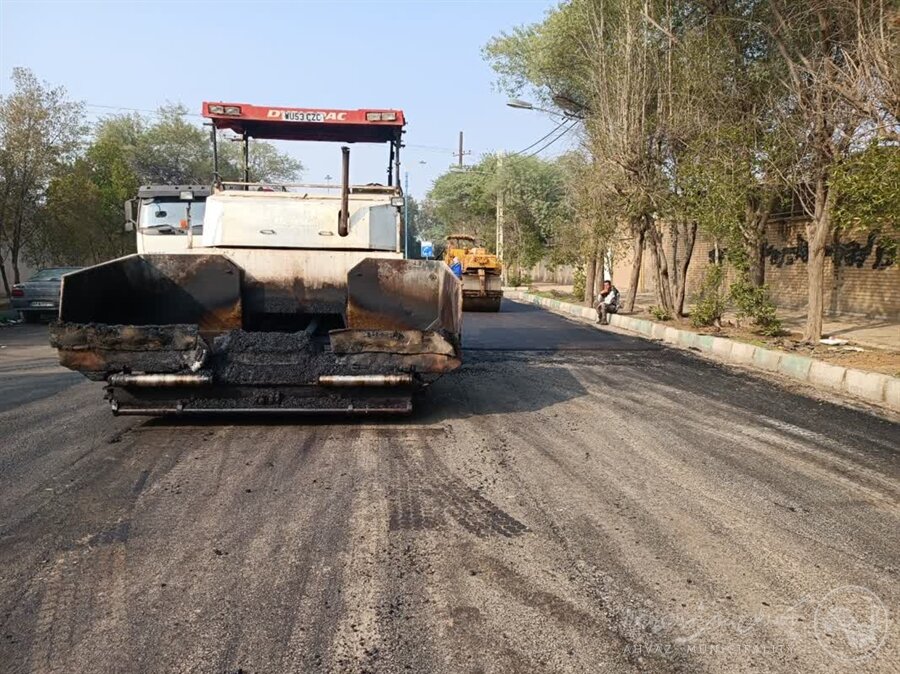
(556, 150), (620, 304)
(496, 153), (570, 283)
(832, 142), (900, 251)
(426, 154), (570, 282)
(769, 0), (882, 341)
(130, 104), (211, 184)
(218, 139), (304, 184)
(18, 100), (306, 271)
(427, 161), (498, 247)
(0, 68), (85, 295)
(487, 0), (698, 315)
(100, 105), (304, 187)
(30, 160), (112, 266)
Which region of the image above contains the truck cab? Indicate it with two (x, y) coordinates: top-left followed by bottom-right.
(126, 185), (211, 254)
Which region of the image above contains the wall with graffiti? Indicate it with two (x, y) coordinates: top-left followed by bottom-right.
(684, 217), (899, 319)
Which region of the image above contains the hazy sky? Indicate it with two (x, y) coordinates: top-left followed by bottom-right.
(0, 0), (574, 198)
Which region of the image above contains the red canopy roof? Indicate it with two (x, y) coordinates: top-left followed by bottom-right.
(202, 102), (405, 143)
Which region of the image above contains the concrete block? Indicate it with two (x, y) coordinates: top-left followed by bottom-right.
(808, 361), (846, 392)
(777, 354), (814, 381)
(844, 368), (888, 403)
(695, 335), (715, 352)
(885, 378), (900, 411)
(730, 342), (757, 365)
(752, 348), (782, 372)
(609, 314), (626, 329)
(663, 327), (681, 345)
(651, 323), (668, 340)
(711, 337), (734, 360)
(677, 330), (697, 349)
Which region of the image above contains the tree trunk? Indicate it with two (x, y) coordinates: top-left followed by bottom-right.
(624, 221), (644, 313)
(584, 248), (597, 306)
(0, 262), (10, 299)
(742, 192), (774, 287)
(803, 178), (832, 342)
(804, 226), (827, 342)
(671, 221), (697, 317)
(646, 220), (674, 315)
(594, 249), (606, 297)
(750, 238), (766, 287)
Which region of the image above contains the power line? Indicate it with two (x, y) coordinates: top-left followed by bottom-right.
(526, 120), (578, 156)
(443, 120), (580, 178)
(406, 143), (458, 153)
(83, 102), (204, 118)
(511, 118), (570, 156)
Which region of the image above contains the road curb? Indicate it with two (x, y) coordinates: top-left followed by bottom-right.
(505, 290), (899, 413)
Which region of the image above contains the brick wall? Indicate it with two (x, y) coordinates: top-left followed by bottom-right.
(527, 259), (576, 284)
(611, 219), (899, 319)
(688, 219), (899, 319)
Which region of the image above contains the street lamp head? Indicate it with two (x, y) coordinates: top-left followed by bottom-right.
(506, 99), (535, 110)
(552, 93), (589, 118)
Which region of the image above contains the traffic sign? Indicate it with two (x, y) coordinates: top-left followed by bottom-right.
(421, 241), (434, 259)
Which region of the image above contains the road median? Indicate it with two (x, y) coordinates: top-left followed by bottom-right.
(504, 290), (899, 413)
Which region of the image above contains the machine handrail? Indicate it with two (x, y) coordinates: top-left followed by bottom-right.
(218, 181), (400, 194)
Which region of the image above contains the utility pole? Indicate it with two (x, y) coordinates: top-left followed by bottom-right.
(496, 153), (504, 283)
(453, 131), (471, 168)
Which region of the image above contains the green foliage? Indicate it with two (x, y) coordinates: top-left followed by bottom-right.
(427, 160), (497, 246)
(130, 104), (212, 184)
(690, 264), (727, 328)
(649, 305), (673, 321)
(729, 276), (782, 336)
(18, 99), (304, 270)
(572, 264), (586, 299)
(483, 1), (592, 110)
(94, 106), (303, 186)
(507, 271), (532, 287)
(426, 153), (570, 273)
(832, 144), (900, 255)
(0, 67), (86, 288)
(30, 159), (130, 266)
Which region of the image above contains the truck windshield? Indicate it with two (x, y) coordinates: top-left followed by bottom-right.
(140, 199), (206, 234)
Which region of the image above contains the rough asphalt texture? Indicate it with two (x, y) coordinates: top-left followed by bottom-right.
(0, 300), (897, 673)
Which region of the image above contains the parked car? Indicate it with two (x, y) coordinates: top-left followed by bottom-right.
(10, 267), (82, 323)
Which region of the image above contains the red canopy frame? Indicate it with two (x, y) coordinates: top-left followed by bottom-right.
(202, 102), (406, 187)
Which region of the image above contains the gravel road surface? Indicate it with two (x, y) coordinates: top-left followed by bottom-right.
(0, 301), (897, 673)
